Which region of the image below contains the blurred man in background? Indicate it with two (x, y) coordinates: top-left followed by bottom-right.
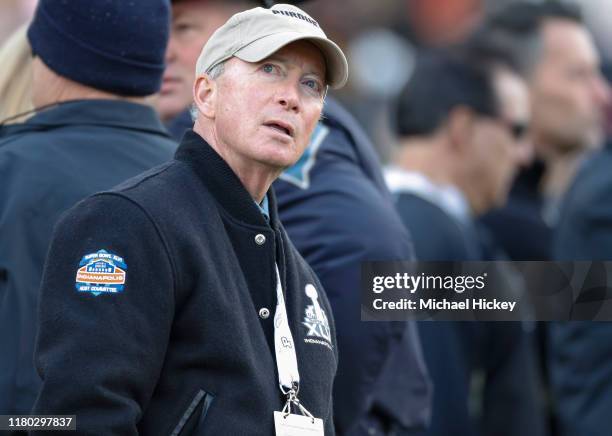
(470, 4), (611, 435)
(159, 0), (256, 138)
(386, 50), (544, 436)
(387, 51), (533, 257)
(0, 0), (175, 414)
(159, 1), (432, 435)
(545, 3), (612, 434)
(478, 2), (610, 260)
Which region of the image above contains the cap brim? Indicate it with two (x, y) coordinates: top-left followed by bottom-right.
(234, 31), (348, 89)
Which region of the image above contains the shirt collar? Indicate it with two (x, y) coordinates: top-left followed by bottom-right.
(384, 166), (472, 225)
(255, 195), (270, 221)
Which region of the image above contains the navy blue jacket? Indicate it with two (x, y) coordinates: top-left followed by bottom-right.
(480, 162), (552, 261)
(274, 98), (432, 435)
(32, 130), (338, 435)
(551, 143), (612, 436)
(393, 191), (544, 436)
(0, 100), (176, 414)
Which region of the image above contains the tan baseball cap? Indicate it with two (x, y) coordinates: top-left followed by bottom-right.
(195, 3), (348, 89)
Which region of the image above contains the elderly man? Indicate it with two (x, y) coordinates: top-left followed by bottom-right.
(159, 2), (432, 435)
(32, 4), (347, 435)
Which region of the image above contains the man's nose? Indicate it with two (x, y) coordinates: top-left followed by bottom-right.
(276, 81), (300, 112)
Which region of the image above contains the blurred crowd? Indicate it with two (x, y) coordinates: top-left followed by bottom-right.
(2, 1), (612, 436)
(3, 0), (612, 156)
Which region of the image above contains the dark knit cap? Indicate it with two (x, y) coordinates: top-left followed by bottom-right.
(27, 0), (170, 96)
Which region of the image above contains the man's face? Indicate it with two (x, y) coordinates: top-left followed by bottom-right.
(159, 1), (245, 121)
(206, 40), (326, 172)
(530, 19), (610, 154)
(468, 68), (532, 213)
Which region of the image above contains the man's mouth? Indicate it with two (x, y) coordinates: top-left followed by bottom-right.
(264, 120), (294, 137)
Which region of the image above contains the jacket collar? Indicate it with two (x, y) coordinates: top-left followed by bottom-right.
(175, 129), (280, 229)
(1, 100), (170, 137)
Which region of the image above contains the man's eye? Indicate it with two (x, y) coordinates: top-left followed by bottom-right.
(303, 79), (322, 93)
(262, 64), (276, 74)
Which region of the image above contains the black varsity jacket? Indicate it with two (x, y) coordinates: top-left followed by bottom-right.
(32, 130), (338, 435)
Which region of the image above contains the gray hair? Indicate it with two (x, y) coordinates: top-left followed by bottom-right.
(190, 61), (227, 121)
(206, 61), (226, 80)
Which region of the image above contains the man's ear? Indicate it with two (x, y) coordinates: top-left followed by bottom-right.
(446, 106), (475, 153)
(193, 74), (217, 119)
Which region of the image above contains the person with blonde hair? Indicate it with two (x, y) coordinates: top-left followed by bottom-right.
(0, 25), (33, 123)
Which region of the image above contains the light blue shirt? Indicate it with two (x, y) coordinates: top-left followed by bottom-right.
(255, 195), (269, 221)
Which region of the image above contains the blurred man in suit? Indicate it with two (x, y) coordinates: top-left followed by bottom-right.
(476, 2), (610, 260)
(386, 50), (544, 436)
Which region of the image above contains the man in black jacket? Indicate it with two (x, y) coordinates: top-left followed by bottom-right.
(33, 4), (348, 435)
(160, 2), (432, 434)
(0, 0), (175, 415)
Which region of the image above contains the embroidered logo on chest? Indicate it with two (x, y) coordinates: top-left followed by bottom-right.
(302, 284), (332, 350)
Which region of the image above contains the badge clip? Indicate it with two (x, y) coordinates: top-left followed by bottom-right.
(281, 383), (315, 424)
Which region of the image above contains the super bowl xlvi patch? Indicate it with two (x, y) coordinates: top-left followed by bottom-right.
(75, 249), (127, 297)
(302, 284), (333, 350)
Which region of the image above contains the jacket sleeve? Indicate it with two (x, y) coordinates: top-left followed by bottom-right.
(31, 193), (175, 435)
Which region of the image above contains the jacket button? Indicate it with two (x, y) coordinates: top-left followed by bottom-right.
(255, 234), (266, 245)
(259, 308), (270, 319)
